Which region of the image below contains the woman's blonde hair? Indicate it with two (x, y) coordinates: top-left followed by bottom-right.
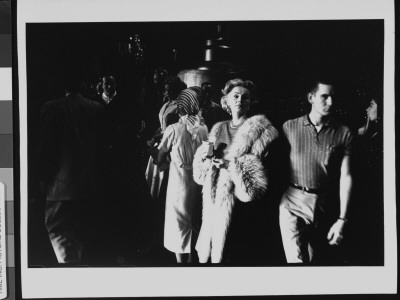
(220, 78), (256, 115)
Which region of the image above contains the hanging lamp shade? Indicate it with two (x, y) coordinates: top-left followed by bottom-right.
(178, 25), (240, 88)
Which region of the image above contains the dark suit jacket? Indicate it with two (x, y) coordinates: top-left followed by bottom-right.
(99, 93), (148, 199)
(38, 93), (104, 201)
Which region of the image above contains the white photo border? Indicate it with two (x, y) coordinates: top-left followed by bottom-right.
(17, 0), (396, 298)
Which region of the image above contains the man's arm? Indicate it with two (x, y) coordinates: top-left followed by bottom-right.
(339, 155), (352, 220)
(327, 155), (352, 245)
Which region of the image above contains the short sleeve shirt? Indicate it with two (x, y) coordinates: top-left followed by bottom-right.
(283, 115), (353, 189)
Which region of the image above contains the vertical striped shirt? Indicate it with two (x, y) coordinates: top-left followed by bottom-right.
(283, 115), (353, 189)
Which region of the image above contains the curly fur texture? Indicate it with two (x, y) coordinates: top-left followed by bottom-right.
(193, 114), (278, 263)
(229, 154), (268, 203)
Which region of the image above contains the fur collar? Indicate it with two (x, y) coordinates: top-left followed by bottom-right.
(225, 114), (278, 160)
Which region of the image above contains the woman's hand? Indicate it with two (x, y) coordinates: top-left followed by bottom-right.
(212, 158), (228, 169)
(198, 145), (213, 161)
(358, 117), (370, 136)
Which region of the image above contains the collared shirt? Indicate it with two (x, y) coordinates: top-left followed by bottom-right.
(283, 114), (353, 189)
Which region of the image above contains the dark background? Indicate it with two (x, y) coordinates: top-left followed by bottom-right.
(26, 20), (384, 125)
(25, 20), (384, 266)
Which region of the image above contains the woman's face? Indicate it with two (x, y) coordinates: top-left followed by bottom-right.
(154, 71), (166, 85)
(226, 86), (250, 114)
(163, 84), (170, 98)
(153, 72), (160, 84)
(366, 99), (378, 122)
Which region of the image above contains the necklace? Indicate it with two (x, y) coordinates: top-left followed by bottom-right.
(230, 118), (245, 129)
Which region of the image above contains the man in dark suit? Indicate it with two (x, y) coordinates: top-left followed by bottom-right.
(94, 75), (153, 265)
(38, 74), (104, 264)
(94, 75), (118, 106)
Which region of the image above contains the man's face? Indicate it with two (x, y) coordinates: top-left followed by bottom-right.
(308, 83), (335, 116)
(102, 78), (116, 97)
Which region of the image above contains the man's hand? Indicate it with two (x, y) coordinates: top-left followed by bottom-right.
(327, 219), (346, 246)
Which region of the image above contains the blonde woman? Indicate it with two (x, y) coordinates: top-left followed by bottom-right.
(193, 78), (279, 264)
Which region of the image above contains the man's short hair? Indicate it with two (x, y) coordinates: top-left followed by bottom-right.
(308, 76), (336, 94)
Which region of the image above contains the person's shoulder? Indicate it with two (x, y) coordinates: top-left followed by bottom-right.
(209, 120), (229, 136)
(281, 115), (306, 136)
(90, 94), (105, 105)
(329, 118), (352, 133)
(76, 94), (104, 109)
(41, 96), (68, 111)
(199, 123), (209, 132)
(212, 120), (230, 130)
(86, 96), (104, 108)
(170, 120), (183, 129)
(163, 122), (178, 138)
(338, 124), (354, 138)
(283, 115), (304, 126)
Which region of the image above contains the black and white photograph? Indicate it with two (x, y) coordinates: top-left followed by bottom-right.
(16, 0), (396, 298)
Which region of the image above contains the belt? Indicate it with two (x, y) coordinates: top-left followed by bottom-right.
(289, 182), (321, 194)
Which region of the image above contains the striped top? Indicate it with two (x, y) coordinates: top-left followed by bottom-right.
(283, 115), (353, 189)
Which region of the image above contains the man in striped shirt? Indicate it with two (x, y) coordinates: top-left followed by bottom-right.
(279, 79), (353, 264)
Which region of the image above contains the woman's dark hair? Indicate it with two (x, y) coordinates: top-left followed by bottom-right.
(165, 76), (187, 100)
(369, 95), (382, 120)
(154, 67), (168, 77)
